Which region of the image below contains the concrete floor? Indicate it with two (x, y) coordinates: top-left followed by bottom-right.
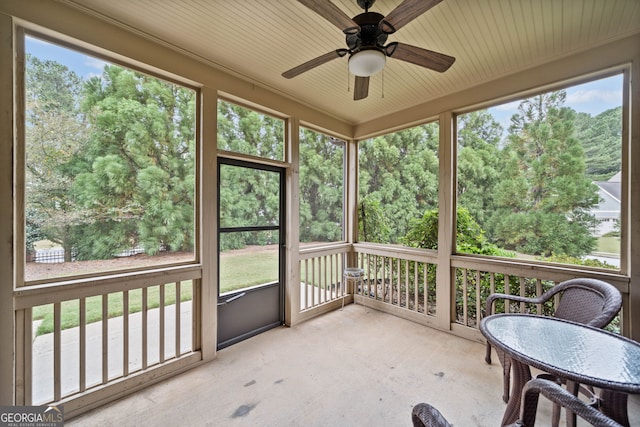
(67, 305), (639, 427)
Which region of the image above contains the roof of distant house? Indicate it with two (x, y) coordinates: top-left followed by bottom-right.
(595, 172), (621, 202)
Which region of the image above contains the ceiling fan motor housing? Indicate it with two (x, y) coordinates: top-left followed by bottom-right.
(346, 12), (388, 53)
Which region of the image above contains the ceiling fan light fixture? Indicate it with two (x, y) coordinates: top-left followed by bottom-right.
(348, 49), (386, 77)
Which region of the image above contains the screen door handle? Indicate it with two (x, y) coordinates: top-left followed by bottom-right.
(217, 292), (246, 306)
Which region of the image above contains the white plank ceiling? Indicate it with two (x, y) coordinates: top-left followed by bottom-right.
(59, 0), (640, 125)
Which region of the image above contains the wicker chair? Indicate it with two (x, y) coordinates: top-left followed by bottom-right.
(517, 378), (623, 427)
(411, 379), (622, 427)
(483, 277), (623, 425)
(411, 403), (452, 427)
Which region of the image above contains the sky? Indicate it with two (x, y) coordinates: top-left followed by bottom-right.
(488, 74), (623, 136)
(26, 35), (624, 135)
(26, 36), (107, 80)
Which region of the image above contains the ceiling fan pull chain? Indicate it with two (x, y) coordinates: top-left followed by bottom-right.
(347, 64), (351, 93)
(381, 69), (385, 99)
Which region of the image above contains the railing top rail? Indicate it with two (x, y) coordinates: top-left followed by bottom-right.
(299, 242), (351, 259)
(353, 242), (438, 263)
(451, 254), (629, 292)
(14, 265), (202, 309)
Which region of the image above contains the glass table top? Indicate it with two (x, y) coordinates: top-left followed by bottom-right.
(480, 314), (640, 393)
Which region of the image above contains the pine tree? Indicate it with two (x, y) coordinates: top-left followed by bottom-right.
(488, 91), (598, 257)
(358, 124), (439, 243)
(72, 66), (196, 259)
(299, 128), (344, 242)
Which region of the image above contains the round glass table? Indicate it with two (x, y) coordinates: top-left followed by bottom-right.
(480, 314), (640, 426)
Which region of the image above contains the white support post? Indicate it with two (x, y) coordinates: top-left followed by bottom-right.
(436, 111), (456, 331)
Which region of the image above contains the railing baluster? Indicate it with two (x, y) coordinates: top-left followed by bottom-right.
(311, 258), (316, 307)
(490, 272), (496, 294)
(535, 279), (543, 315)
(142, 288), (148, 369)
(79, 298), (86, 391)
(519, 277), (526, 312)
(175, 281), (181, 358)
(404, 259), (409, 309)
(337, 253), (341, 301)
(462, 269), (468, 326)
(102, 295), (108, 383)
(504, 275), (511, 313)
(413, 261), (418, 312)
(303, 258), (309, 309)
(366, 254), (371, 299)
(336, 254), (342, 300)
(191, 280), (198, 352)
(475, 270), (481, 323)
(159, 285), (165, 363)
(374, 256), (379, 301)
(53, 302), (61, 401)
(397, 258), (401, 305)
(380, 256), (384, 302)
(423, 263), (428, 314)
(21, 309), (32, 405)
(123, 291), (129, 376)
(386, 257), (391, 304)
(326, 255), (330, 301)
(486, 273), (496, 318)
(325, 255), (330, 302)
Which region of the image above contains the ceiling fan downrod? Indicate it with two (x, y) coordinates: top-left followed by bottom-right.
(357, 0), (376, 12)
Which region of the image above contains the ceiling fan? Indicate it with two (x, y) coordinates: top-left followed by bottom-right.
(282, 0), (455, 101)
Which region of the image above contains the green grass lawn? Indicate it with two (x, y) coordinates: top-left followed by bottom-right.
(219, 249), (278, 293)
(33, 281), (194, 336)
(32, 247), (282, 336)
(596, 236), (620, 255)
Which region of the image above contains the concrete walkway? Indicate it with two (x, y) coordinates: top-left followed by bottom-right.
(32, 302), (193, 404)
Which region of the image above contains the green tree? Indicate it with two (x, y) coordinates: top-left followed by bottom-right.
(299, 129), (344, 242)
(403, 207), (512, 256)
(72, 66), (196, 259)
(358, 196), (391, 243)
(456, 110), (503, 230)
(217, 100), (284, 160)
(359, 123), (439, 243)
(217, 101), (283, 250)
(25, 55), (88, 261)
(219, 163), (281, 250)
(488, 91), (599, 257)
(575, 107), (622, 181)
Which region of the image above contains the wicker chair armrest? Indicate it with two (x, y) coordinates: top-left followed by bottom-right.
(411, 403), (453, 427)
(484, 292), (553, 365)
(515, 378), (623, 427)
(485, 292), (548, 316)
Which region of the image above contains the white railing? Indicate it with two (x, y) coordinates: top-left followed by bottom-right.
(298, 244), (348, 310)
(353, 244), (438, 317)
(14, 265), (202, 417)
(345, 244), (630, 338)
(450, 255), (629, 333)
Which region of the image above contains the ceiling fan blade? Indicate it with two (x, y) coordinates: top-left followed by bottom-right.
(387, 42), (455, 72)
(380, 0), (443, 33)
(353, 76), (369, 101)
(298, 0), (360, 34)
(282, 49), (348, 79)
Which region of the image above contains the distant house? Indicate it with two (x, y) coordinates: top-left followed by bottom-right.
(592, 172), (621, 236)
